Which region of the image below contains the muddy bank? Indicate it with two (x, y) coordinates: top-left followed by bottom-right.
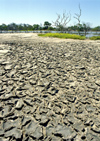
(0, 33), (100, 140)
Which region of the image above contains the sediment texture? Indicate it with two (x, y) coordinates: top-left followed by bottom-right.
(0, 34), (100, 141)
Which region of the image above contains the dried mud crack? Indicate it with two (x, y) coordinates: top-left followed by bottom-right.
(0, 33), (100, 141)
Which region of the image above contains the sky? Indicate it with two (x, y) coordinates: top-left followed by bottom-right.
(0, 0), (100, 27)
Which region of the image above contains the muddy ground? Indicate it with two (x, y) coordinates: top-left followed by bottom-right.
(0, 33), (100, 141)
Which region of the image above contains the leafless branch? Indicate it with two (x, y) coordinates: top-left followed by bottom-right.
(74, 4), (81, 24)
(52, 11), (71, 31)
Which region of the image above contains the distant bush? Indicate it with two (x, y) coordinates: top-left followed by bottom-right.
(89, 36), (100, 40)
(38, 33), (86, 40)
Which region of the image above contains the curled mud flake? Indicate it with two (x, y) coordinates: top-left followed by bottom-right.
(15, 99), (24, 110)
(4, 127), (22, 139)
(95, 80), (100, 86)
(25, 121), (43, 139)
(40, 115), (50, 126)
(54, 125), (76, 140)
(4, 65), (12, 70)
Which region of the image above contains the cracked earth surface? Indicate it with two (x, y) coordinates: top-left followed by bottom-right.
(0, 33), (100, 141)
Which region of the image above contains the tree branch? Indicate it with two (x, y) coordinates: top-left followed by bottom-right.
(52, 11), (71, 31)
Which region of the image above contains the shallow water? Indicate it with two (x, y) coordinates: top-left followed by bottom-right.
(0, 30), (100, 38)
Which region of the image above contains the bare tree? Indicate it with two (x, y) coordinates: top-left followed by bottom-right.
(53, 11), (71, 33)
(74, 4), (82, 35)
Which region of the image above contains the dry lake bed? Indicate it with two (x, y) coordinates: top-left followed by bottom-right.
(0, 33), (100, 141)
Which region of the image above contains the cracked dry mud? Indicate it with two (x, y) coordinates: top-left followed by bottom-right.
(0, 33), (100, 141)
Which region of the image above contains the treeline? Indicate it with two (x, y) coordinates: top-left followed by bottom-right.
(0, 22), (100, 32)
(0, 22), (54, 31)
(0, 5), (100, 35)
(92, 26), (100, 31)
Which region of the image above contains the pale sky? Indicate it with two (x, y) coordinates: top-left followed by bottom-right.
(0, 0), (100, 27)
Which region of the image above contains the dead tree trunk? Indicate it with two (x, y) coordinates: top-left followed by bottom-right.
(74, 4), (82, 35)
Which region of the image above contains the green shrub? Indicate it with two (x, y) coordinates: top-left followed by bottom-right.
(38, 33), (86, 40)
(89, 36), (100, 40)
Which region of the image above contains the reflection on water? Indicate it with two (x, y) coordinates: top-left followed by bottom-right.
(0, 30), (100, 38)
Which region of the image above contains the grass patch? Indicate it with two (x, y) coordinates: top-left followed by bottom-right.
(38, 33), (86, 40)
(89, 36), (100, 40)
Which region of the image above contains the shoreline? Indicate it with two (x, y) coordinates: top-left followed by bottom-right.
(0, 33), (100, 44)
